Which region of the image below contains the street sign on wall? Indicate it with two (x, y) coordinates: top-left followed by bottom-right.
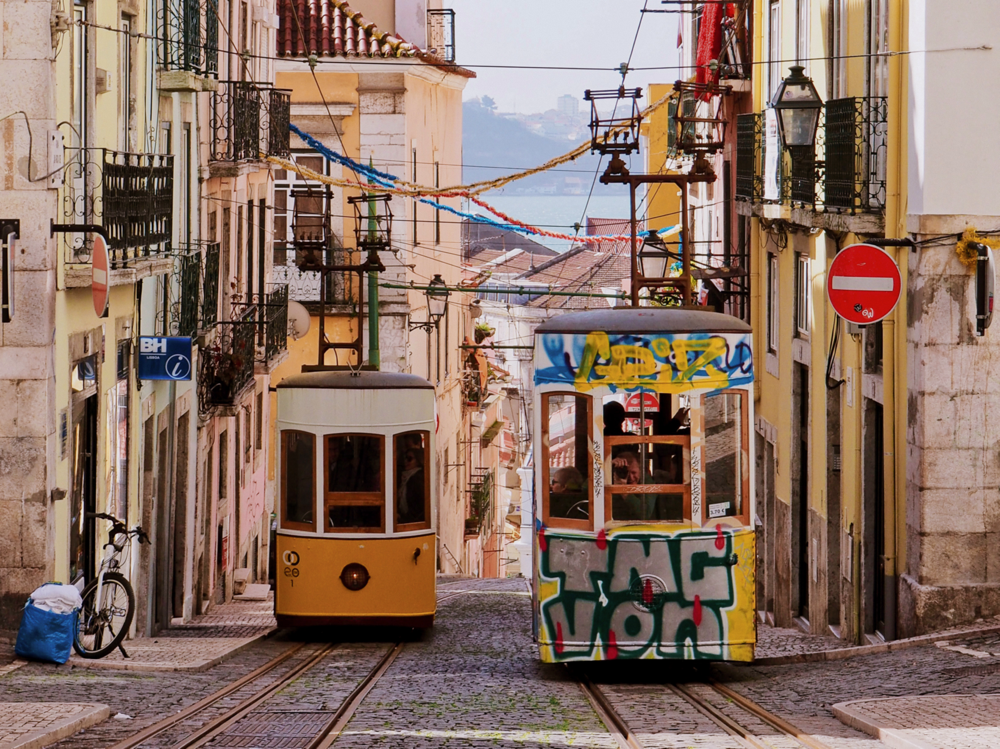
(92, 234), (109, 318)
(827, 243), (902, 325)
(138, 337), (193, 380)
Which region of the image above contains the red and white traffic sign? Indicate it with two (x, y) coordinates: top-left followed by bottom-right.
(624, 392), (659, 413)
(827, 243), (901, 325)
(92, 234), (109, 318)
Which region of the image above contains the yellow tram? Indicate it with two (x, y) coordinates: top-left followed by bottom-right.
(532, 308), (756, 662)
(275, 371), (437, 627)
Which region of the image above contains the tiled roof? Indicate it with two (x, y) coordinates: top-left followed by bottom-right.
(462, 220), (557, 262)
(586, 217), (643, 256)
(278, 0), (418, 58)
(521, 247), (630, 310)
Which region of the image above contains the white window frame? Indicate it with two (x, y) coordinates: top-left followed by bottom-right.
(796, 0), (810, 71)
(769, 1), (781, 101)
(796, 253), (810, 337)
(767, 253), (779, 353)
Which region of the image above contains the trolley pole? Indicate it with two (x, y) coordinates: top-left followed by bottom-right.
(366, 186), (380, 370)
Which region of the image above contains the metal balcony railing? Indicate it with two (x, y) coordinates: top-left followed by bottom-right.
(211, 81), (293, 163)
(262, 285), (289, 362)
(735, 113), (761, 201)
(157, 0), (219, 77)
(271, 246), (354, 305)
(824, 96), (888, 212)
(427, 9), (455, 62)
(199, 305), (257, 411)
(61, 148), (174, 266)
(178, 251), (201, 338)
(201, 241), (221, 329)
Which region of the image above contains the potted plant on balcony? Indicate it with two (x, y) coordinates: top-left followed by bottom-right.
(474, 322), (495, 344)
(464, 516), (480, 536)
(209, 349), (246, 405)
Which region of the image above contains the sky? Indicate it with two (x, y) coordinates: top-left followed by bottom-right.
(446, 0), (681, 115)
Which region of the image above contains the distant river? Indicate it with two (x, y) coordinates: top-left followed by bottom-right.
(466, 194), (632, 253)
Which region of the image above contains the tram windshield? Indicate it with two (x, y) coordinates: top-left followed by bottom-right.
(281, 431), (315, 531)
(395, 431), (430, 530)
(325, 434), (384, 532)
(603, 393), (691, 523)
(703, 391), (747, 520)
(542, 393), (592, 529)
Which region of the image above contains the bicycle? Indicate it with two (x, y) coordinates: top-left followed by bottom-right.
(73, 512), (149, 659)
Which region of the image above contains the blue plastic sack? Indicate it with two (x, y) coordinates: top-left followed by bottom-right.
(14, 598), (77, 664)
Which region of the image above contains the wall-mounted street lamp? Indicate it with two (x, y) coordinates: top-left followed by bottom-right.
(637, 235), (675, 280)
(409, 274), (450, 331)
(770, 65), (823, 150)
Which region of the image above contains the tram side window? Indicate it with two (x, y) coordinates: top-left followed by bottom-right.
(281, 431), (315, 531)
(604, 393), (690, 523)
(395, 431), (430, 530)
(703, 391), (747, 520)
(542, 393), (592, 529)
(325, 434), (385, 532)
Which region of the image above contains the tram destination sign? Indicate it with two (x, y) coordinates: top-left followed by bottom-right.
(138, 336), (193, 380)
(827, 243), (901, 325)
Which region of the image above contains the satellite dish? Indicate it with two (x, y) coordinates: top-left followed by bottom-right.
(287, 300), (311, 340)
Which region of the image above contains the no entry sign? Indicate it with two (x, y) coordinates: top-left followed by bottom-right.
(827, 243), (901, 325)
(92, 234), (109, 318)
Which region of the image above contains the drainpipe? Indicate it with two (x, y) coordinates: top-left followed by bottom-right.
(366, 181), (380, 370)
(882, 306), (897, 641)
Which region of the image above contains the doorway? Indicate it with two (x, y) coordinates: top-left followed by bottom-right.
(792, 363), (810, 620)
(864, 399), (885, 636)
(70, 387), (98, 585)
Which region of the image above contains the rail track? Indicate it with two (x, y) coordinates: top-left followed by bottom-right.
(110, 588), (466, 749)
(576, 671), (834, 749)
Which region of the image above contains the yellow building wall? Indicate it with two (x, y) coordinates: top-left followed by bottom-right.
(749, 0), (909, 637)
(644, 83), (683, 232)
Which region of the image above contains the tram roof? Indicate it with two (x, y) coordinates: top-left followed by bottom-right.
(534, 307), (751, 335)
(277, 370), (435, 390)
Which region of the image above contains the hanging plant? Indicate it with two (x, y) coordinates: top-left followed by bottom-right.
(474, 322), (495, 343)
(955, 227), (1000, 270)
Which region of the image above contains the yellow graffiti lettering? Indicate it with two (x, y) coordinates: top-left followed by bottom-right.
(672, 338), (728, 381)
(574, 332), (612, 389)
(594, 345), (657, 381)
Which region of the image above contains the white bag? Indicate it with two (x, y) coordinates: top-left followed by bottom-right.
(30, 583), (83, 614)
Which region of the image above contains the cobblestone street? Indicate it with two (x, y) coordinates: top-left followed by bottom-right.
(5, 578), (1000, 748)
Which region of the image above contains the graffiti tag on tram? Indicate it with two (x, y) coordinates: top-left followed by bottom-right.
(536, 526), (756, 662)
(534, 332), (753, 394)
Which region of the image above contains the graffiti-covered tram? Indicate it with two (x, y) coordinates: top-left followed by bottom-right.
(532, 308), (756, 662)
(274, 371), (437, 628)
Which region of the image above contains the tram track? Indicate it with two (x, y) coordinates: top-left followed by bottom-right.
(112, 587), (461, 749)
(576, 671), (834, 749)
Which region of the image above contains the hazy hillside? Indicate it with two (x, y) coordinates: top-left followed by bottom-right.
(462, 99), (616, 196)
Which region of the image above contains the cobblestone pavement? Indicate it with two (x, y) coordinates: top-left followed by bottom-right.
(756, 622), (851, 659)
(834, 694), (1000, 749)
(0, 703), (109, 749)
(8, 576), (1000, 748)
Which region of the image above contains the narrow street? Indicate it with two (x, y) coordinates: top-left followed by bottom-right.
(3, 578), (1000, 748)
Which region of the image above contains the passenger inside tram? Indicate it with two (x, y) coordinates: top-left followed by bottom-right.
(396, 432), (427, 526)
(544, 393), (591, 522)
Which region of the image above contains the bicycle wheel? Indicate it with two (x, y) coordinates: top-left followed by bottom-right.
(73, 572), (135, 659)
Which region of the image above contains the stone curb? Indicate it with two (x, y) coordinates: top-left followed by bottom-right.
(66, 628), (276, 673)
(0, 703), (110, 749)
(754, 623), (1000, 666)
(832, 698), (949, 749)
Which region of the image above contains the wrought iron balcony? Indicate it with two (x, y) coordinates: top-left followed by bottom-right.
(198, 305), (257, 411)
(201, 241), (221, 329)
(272, 246), (355, 305)
(61, 148), (173, 267)
(177, 250), (201, 338)
(157, 0), (219, 77)
(735, 113), (762, 202)
(427, 9), (455, 62)
(742, 97), (887, 214)
(262, 285), (289, 362)
(824, 96), (888, 212)
(211, 81), (292, 163)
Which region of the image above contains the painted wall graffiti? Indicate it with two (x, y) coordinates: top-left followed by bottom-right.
(535, 526), (756, 662)
(534, 331), (753, 394)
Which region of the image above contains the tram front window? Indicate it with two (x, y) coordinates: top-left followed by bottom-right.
(703, 391), (747, 520)
(542, 393), (592, 529)
(604, 393), (690, 523)
(395, 431), (430, 529)
(325, 434), (385, 532)
(281, 431), (315, 530)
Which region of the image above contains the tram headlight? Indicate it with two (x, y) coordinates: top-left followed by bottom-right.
(340, 563), (370, 591)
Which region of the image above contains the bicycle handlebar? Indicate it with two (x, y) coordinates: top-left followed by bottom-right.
(86, 512), (150, 544)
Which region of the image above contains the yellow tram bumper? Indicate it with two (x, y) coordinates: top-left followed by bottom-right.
(275, 532), (437, 628)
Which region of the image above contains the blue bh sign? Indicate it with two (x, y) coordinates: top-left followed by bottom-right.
(138, 337), (193, 381)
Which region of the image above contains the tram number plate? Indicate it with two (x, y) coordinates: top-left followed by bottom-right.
(708, 502), (731, 519)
